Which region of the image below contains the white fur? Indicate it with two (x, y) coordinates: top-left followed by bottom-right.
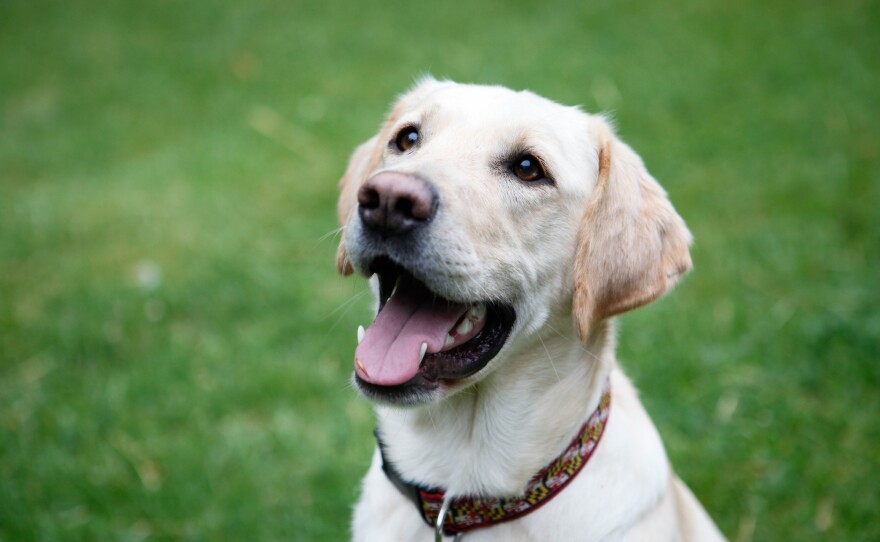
(338, 79), (727, 541)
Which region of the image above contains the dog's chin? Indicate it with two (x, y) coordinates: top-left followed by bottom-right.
(353, 256), (516, 407)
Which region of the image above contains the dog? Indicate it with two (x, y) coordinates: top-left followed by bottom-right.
(335, 78), (726, 541)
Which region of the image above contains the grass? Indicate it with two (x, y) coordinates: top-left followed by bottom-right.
(1, 0), (877, 540)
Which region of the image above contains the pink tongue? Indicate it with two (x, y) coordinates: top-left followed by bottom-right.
(355, 282), (467, 386)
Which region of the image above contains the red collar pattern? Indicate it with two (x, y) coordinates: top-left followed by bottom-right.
(377, 381), (611, 536)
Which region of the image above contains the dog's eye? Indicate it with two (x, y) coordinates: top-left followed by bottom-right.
(394, 127), (420, 152)
(512, 154), (545, 182)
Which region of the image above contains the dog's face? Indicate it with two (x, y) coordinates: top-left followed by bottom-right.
(337, 79), (692, 405)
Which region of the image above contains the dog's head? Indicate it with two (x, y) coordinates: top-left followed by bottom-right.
(336, 78), (692, 405)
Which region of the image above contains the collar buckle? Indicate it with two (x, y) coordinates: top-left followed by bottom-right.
(434, 498), (450, 542)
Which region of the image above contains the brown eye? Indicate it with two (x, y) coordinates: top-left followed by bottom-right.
(394, 127), (419, 151)
(512, 154), (545, 182)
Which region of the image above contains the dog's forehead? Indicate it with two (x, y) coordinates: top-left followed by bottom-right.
(434, 84), (568, 116)
(406, 83), (586, 136)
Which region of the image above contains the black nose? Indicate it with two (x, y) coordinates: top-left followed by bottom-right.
(357, 172), (437, 236)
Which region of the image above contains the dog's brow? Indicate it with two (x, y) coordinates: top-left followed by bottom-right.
(387, 105), (438, 146)
(406, 104), (438, 132)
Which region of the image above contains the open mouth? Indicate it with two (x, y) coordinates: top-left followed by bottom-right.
(354, 256), (515, 402)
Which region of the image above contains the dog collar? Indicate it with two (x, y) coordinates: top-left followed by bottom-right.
(375, 380), (611, 538)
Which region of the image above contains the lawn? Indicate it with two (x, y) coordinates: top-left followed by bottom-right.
(1, 0), (878, 540)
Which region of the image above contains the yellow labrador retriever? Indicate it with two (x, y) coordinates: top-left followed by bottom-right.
(336, 78), (726, 541)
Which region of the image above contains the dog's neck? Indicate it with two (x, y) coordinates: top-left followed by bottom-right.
(375, 318), (615, 497)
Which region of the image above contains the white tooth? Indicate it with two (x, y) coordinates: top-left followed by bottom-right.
(357, 325), (365, 344)
(456, 318), (473, 336)
(469, 303), (487, 322)
(444, 334), (455, 347)
(419, 342), (428, 363)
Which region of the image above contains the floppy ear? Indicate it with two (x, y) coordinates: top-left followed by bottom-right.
(572, 118), (693, 340)
(336, 136), (380, 275)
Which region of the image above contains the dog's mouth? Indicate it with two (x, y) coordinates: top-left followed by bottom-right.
(354, 256), (515, 403)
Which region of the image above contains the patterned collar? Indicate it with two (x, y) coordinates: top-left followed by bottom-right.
(375, 380), (611, 537)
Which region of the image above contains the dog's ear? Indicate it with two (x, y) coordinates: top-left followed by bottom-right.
(572, 118), (693, 340)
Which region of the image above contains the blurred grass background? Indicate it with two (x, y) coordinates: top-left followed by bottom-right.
(1, 0), (878, 540)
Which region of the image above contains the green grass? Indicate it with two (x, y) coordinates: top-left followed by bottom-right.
(1, 0), (877, 540)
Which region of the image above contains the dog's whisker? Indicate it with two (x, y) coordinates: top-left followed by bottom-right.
(320, 288), (370, 323)
(537, 333), (561, 384)
(317, 226), (345, 243)
(342, 376), (357, 392)
(544, 322), (604, 364)
(317, 290), (373, 358)
(426, 408), (438, 433)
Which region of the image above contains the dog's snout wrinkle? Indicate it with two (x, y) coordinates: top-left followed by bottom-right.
(358, 172), (436, 237)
